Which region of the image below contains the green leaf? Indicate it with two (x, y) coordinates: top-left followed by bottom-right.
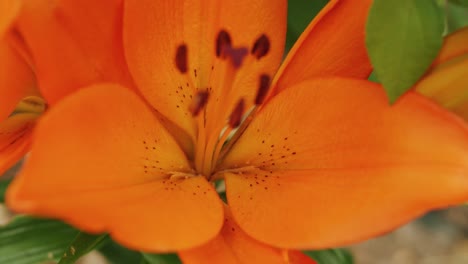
(58, 232), (109, 264)
(447, 3), (468, 32)
(0, 216), (78, 264)
(100, 241), (144, 264)
(286, 0), (328, 52)
(304, 249), (354, 264)
(450, 0), (468, 7)
(0, 178), (11, 203)
(142, 253), (182, 264)
(366, 0), (444, 102)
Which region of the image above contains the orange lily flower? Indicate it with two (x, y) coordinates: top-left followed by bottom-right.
(416, 27), (468, 120)
(0, 0), (43, 175)
(5, 0), (468, 263)
(0, 0), (136, 175)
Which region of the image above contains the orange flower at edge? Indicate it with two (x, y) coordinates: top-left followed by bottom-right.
(416, 27), (468, 120)
(0, 0), (44, 175)
(0, 0), (135, 175)
(4, 0), (468, 263)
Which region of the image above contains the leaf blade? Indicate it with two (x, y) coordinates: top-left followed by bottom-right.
(304, 248), (354, 264)
(366, 0), (444, 102)
(0, 216), (78, 264)
(142, 253), (182, 264)
(58, 232), (109, 264)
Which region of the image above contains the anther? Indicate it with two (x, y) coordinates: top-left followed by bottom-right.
(255, 74), (271, 105)
(224, 47), (248, 68)
(216, 30), (232, 57)
(189, 91), (210, 116)
(175, 44), (188, 73)
(251, 34), (270, 59)
(229, 99), (245, 128)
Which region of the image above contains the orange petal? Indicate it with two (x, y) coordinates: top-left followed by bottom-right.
(0, 0), (20, 36)
(416, 27), (468, 120)
(16, 0), (135, 104)
(416, 54), (468, 120)
(219, 77), (468, 248)
(0, 113), (37, 175)
(124, 0), (286, 139)
(6, 84), (223, 252)
(433, 27), (468, 65)
(271, 0), (372, 96)
(0, 39), (36, 122)
(179, 205), (316, 264)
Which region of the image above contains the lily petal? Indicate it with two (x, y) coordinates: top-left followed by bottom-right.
(220, 77), (468, 248)
(272, 0), (372, 96)
(124, 0), (286, 139)
(0, 39), (36, 122)
(416, 54), (468, 120)
(16, 0), (135, 104)
(433, 27), (468, 65)
(0, 0), (20, 36)
(179, 205), (316, 264)
(0, 113), (37, 175)
(417, 27), (468, 120)
(6, 84), (223, 252)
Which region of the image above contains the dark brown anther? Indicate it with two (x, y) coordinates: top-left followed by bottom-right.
(216, 30), (232, 57)
(255, 74), (271, 105)
(229, 99), (245, 128)
(251, 34), (270, 59)
(175, 44), (188, 73)
(189, 91), (210, 116)
(224, 47), (248, 68)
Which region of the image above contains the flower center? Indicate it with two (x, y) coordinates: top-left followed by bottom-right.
(174, 29), (272, 178)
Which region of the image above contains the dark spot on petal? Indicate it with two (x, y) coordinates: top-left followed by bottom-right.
(251, 34), (270, 59)
(229, 98), (245, 128)
(189, 91), (210, 116)
(255, 74), (271, 105)
(175, 44), (188, 73)
(216, 30), (232, 57)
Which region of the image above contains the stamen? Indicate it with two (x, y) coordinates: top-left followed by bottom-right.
(175, 44), (188, 73)
(255, 74), (271, 105)
(216, 30), (232, 57)
(229, 99), (245, 128)
(224, 47), (248, 68)
(189, 91), (210, 116)
(251, 34), (270, 59)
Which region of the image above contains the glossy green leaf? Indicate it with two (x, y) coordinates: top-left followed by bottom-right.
(304, 249), (354, 264)
(447, 2), (468, 32)
(366, 0), (444, 102)
(0, 178), (11, 203)
(450, 0), (468, 7)
(0, 216), (78, 264)
(142, 253), (182, 264)
(58, 232), (109, 264)
(100, 241), (144, 264)
(286, 0), (327, 52)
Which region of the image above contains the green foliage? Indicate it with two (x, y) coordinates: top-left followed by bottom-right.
(142, 253), (182, 264)
(446, 2), (468, 32)
(99, 241), (144, 264)
(450, 0), (468, 7)
(366, 0), (444, 102)
(304, 248), (354, 264)
(286, 0), (327, 52)
(58, 232), (109, 264)
(0, 216), (78, 264)
(0, 178), (11, 203)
